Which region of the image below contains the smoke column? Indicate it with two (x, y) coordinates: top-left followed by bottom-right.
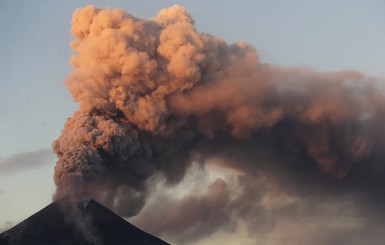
(53, 5), (385, 244)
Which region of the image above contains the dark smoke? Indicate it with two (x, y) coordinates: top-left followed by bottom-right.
(53, 5), (385, 244)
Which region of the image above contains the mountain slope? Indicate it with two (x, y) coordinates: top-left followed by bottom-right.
(0, 198), (170, 245)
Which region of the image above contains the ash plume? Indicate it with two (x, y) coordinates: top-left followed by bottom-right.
(53, 5), (385, 243)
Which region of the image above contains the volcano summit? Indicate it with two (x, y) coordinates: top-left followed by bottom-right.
(0, 198), (170, 245)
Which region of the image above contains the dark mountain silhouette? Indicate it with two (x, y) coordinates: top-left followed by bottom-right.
(0, 198), (170, 245)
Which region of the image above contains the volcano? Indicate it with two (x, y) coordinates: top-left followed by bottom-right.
(0, 198), (170, 245)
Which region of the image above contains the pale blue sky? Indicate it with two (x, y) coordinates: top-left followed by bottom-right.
(0, 0), (384, 235)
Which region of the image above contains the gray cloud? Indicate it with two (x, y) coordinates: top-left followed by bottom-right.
(131, 148), (385, 245)
(0, 149), (55, 175)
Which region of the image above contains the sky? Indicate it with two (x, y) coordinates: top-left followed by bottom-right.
(1, 0), (385, 243)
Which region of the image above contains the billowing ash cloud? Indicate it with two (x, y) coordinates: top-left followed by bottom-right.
(53, 5), (385, 244)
